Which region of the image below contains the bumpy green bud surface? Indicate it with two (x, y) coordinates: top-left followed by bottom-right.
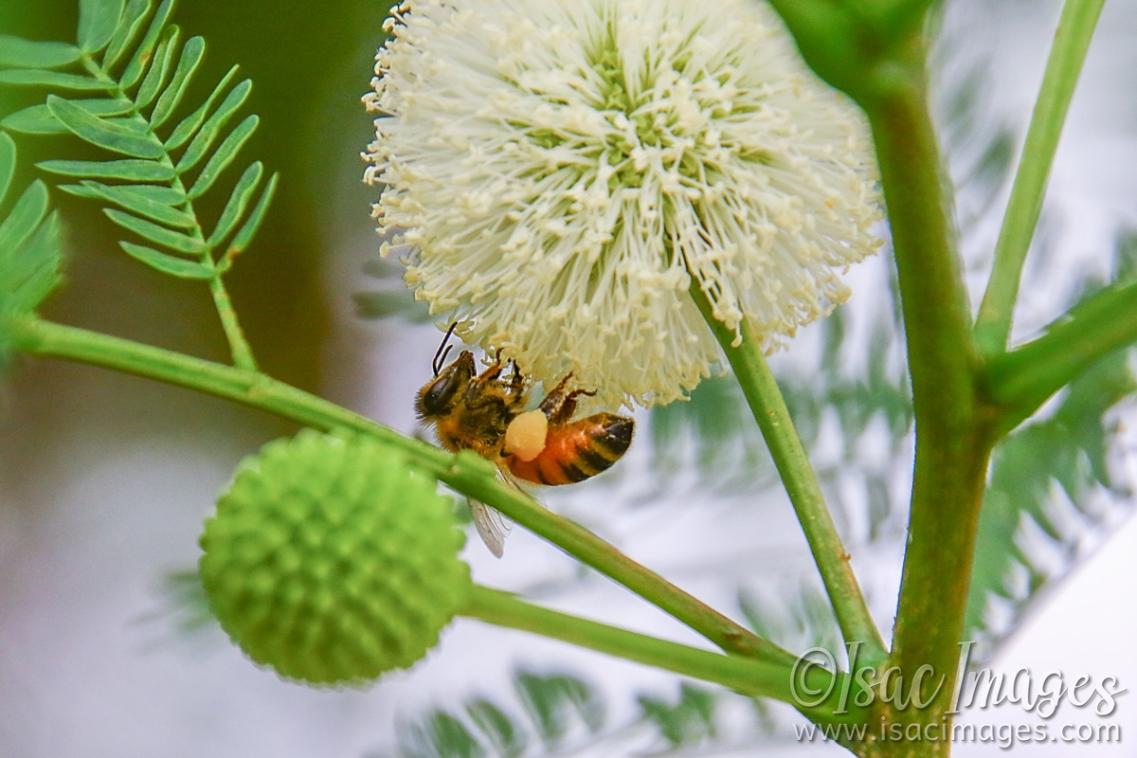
(199, 430), (471, 685)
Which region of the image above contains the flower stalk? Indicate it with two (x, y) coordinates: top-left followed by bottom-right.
(688, 281), (887, 667)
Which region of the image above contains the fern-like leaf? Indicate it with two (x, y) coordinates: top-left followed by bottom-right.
(0, 0), (277, 281)
(965, 229), (1137, 662)
(966, 337), (1135, 661)
(637, 684), (718, 749)
(390, 670), (604, 758)
(0, 134), (64, 367)
(384, 669), (778, 757)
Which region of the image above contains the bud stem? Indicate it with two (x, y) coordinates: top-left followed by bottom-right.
(463, 585), (865, 728)
(6, 315), (790, 666)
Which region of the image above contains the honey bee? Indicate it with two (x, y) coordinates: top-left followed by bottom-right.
(416, 325), (634, 556)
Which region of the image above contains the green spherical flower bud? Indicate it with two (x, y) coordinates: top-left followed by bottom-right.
(199, 430), (470, 685)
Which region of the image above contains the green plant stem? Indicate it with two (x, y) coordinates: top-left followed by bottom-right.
(207, 274), (256, 370)
(464, 585), (864, 727)
(688, 284), (886, 667)
(866, 63), (993, 743)
(974, 0), (1107, 353)
(986, 277), (1137, 432)
(5, 315), (792, 667)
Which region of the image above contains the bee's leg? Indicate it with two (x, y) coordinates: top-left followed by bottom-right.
(504, 360), (527, 411)
(540, 373), (596, 425)
(538, 374), (573, 417)
(549, 388), (597, 425)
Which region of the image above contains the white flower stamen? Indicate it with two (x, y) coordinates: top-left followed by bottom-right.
(364, 0), (882, 408)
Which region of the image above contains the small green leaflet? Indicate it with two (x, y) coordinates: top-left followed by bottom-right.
(78, 0), (125, 53)
(150, 35), (205, 128)
(0, 133), (15, 201)
(0, 69), (111, 91)
(207, 161), (263, 248)
(0, 181), (50, 253)
(120, 241), (214, 279)
(118, 0), (176, 90)
(104, 208), (205, 255)
(102, 0), (151, 70)
(175, 79), (253, 173)
(223, 172), (277, 259)
(46, 95), (164, 159)
(188, 114), (258, 199)
(62, 181), (193, 229)
(38, 158), (176, 182)
(0, 36), (81, 68)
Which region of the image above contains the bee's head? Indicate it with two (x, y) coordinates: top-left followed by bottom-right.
(416, 350), (475, 419)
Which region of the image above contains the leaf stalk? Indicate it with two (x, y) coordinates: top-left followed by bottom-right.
(974, 0), (1107, 353)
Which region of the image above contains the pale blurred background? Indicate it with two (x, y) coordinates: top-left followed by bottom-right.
(1, 1), (1135, 756)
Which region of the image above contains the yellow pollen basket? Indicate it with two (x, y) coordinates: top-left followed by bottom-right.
(504, 409), (549, 462)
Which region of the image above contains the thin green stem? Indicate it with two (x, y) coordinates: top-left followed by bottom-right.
(207, 275), (256, 370)
(464, 585), (864, 727)
(443, 452), (796, 667)
(986, 277), (1137, 432)
(5, 315), (791, 666)
(688, 284), (886, 667)
(974, 0), (1107, 353)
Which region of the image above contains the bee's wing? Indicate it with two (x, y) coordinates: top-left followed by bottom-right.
(467, 466), (531, 558)
(468, 499), (511, 558)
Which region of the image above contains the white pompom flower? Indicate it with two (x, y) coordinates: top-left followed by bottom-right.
(363, 0), (882, 408)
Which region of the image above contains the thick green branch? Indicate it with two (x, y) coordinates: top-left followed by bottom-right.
(867, 60), (993, 738)
(689, 285), (886, 667)
(869, 89), (977, 439)
(767, 9), (989, 726)
(974, 0), (1107, 353)
(5, 315), (791, 666)
(464, 585), (865, 727)
(986, 277), (1137, 432)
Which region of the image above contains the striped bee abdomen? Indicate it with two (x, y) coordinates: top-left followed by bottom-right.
(507, 413), (633, 486)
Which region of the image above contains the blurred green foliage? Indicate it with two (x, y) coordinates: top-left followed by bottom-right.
(387, 669), (746, 758)
(0, 132), (63, 366)
(966, 230), (1137, 652)
(0, 0), (382, 383)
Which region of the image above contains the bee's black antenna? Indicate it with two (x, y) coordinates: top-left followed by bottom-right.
(432, 322), (459, 376)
